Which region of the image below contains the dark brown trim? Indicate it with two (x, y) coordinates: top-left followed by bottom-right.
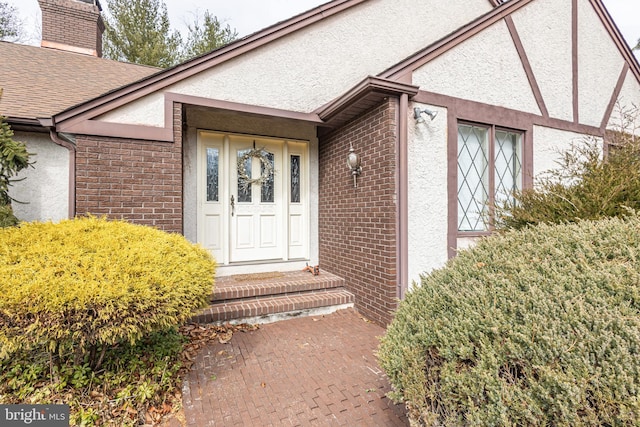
(505, 16), (548, 118)
(523, 120), (534, 190)
(49, 130), (76, 218)
(572, 0), (579, 124)
(56, 93), (325, 141)
(57, 119), (174, 142)
(590, 0), (640, 84)
(432, 88), (603, 258)
(414, 91), (604, 137)
(52, 0), (370, 125)
(6, 117), (43, 127)
(446, 106), (458, 259)
(316, 76), (419, 121)
(397, 93), (409, 300)
(601, 63), (629, 131)
(380, 0), (535, 81)
(168, 93), (324, 124)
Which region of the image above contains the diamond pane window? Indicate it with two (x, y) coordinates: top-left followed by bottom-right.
(457, 123), (523, 232)
(495, 130), (522, 206)
(237, 149), (252, 203)
(261, 151), (275, 203)
(458, 124), (489, 231)
(206, 148), (219, 202)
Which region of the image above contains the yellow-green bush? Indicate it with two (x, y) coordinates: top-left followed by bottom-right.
(379, 216), (640, 426)
(0, 217), (215, 363)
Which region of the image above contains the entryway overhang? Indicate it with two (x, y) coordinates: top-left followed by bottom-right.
(315, 76), (419, 133)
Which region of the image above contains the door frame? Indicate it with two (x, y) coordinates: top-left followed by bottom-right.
(196, 130), (310, 266)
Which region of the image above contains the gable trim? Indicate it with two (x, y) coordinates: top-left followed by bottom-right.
(590, 0), (640, 84)
(53, 0), (370, 127)
(56, 92), (324, 142)
(505, 16), (549, 118)
(379, 0), (535, 81)
(600, 63), (630, 131)
(316, 76), (419, 122)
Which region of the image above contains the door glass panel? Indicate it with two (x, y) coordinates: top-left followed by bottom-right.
(291, 155), (301, 203)
(261, 151), (275, 203)
(206, 147), (219, 202)
(237, 149), (252, 203)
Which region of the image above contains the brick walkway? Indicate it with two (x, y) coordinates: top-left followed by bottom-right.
(181, 308), (408, 426)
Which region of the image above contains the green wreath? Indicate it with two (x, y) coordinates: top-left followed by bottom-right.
(237, 148), (274, 190)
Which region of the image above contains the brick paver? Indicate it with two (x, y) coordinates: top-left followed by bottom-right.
(182, 308), (408, 426)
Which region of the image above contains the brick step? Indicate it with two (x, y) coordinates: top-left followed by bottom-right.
(212, 270), (346, 302)
(193, 288), (355, 325)
(192, 270), (354, 325)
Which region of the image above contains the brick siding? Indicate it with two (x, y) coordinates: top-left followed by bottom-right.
(319, 98), (399, 325)
(38, 0), (104, 55)
(74, 104), (183, 232)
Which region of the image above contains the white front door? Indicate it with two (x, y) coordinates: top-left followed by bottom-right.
(197, 131), (308, 266)
(229, 137), (283, 262)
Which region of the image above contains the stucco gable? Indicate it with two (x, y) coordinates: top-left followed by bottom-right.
(412, 19), (541, 115)
(382, 0), (640, 131)
(54, 0), (493, 138)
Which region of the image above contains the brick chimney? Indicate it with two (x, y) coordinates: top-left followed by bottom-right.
(38, 0), (104, 57)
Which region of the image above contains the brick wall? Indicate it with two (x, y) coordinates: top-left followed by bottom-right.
(74, 104), (183, 232)
(319, 98), (399, 325)
(38, 0), (104, 55)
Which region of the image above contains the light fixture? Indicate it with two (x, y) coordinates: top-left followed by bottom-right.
(414, 107), (438, 122)
(346, 142), (361, 188)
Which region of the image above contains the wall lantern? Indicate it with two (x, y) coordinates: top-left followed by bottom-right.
(414, 107), (438, 122)
(347, 142), (362, 188)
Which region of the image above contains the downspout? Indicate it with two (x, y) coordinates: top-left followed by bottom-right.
(396, 93), (409, 300)
(48, 130), (76, 219)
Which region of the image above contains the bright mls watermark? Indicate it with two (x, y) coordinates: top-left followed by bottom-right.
(1, 405), (69, 426)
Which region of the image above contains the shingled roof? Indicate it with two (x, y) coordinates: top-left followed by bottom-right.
(0, 41), (158, 122)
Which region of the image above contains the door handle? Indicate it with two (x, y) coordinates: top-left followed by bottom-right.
(231, 195), (235, 217)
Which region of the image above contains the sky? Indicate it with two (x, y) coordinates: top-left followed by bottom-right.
(4, 0), (640, 50)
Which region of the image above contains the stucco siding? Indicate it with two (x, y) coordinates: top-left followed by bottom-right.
(578, 0), (625, 127)
(97, 92), (165, 127)
(10, 132), (69, 222)
(532, 125), (601, 179)
(607, 69), (640, 132)
(413, 20), (541, 115)
(407, 103), (449, 288)
(511, 0), (573, 121)
(94, 0), (491, 127)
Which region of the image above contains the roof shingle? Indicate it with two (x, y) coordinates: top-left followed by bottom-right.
(0, 41), (158, 120)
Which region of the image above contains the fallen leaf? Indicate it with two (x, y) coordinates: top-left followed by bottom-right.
(218, 330), (233, 344)
(261, 382), (266, 388)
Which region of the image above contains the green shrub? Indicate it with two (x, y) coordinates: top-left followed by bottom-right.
(0, 204), (18, 227)
(0, 216), (215, 366)
(0, 115), (34, 206)
(496, 136), (640, 230)
(379, 216), (640, 426)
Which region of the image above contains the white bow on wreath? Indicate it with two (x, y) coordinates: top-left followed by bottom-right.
(237, 148), (275, 191)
